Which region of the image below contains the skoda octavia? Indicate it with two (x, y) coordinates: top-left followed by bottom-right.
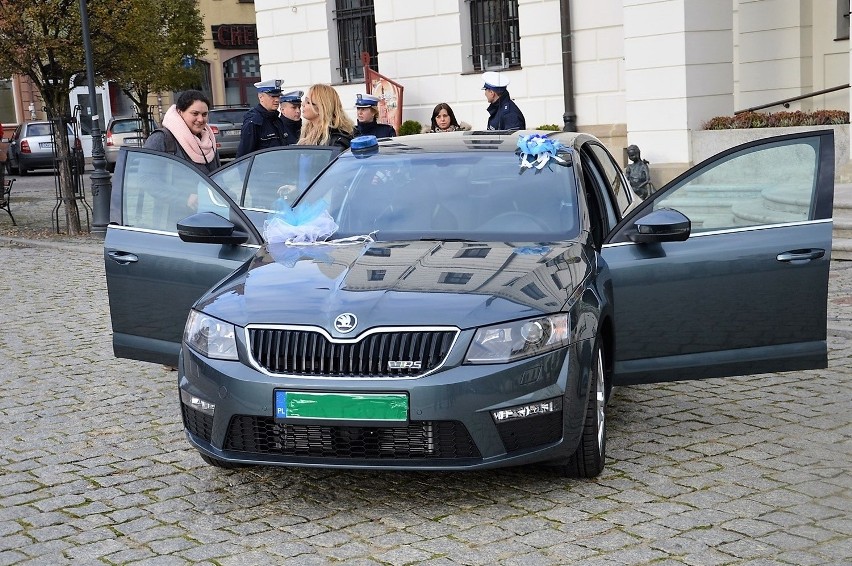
(105, 129), (834, 477)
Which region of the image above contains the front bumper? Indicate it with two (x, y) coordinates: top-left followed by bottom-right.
(178, 337), (593, 471)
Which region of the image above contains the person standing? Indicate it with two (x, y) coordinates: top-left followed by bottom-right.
(278, 90), (303, 144)
(236, 79), (288, 157)
(144, 90), (220, 174)
(353, 94), (396, 138)
(482, 71), (526, 131)
(423, 102), (471, 133)
(297, 84), (355, 149)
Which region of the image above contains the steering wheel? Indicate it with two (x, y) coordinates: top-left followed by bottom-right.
(481, 211), (551, 232)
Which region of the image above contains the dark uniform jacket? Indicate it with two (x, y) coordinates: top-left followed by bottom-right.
(281, 115), (302, 144)
(486, 91), (526, 131)
(354, 120), (396, 138)
(236, 105), (290, 157)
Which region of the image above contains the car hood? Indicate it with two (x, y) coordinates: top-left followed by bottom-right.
(197, 240), (591, 331)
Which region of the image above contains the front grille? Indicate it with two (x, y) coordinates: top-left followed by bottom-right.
(224, 416), (481, 460)
(496, 412), (563, 453)
(182, 404), (214, 443)
(248, 328), (457, 377)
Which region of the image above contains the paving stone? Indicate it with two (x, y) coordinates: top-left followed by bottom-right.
(0, 174), (850, 563)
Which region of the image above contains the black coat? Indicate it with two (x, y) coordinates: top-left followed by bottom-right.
(281, 115), (302, 144)
(486, 92), (526, 131)
(354, 120), (396, 138)
(236, 105), (290, 157)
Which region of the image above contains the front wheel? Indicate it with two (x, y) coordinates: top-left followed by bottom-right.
(558, 340), (607, 478)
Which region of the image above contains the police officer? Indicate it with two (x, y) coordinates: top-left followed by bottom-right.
(278, 90), (303, 143)
(236, 79), (289, 157)
(482, 71), (526, 131)
(353, 94), (396, 138)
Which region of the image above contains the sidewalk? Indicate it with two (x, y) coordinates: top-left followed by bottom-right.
(2, 169), (852, 336)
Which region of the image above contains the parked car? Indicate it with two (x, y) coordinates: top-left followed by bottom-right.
(207, 107), (250, 160)
(6, 121), (85, 175)
(105, 116), (157, 172)
(104, 129), (835, 477)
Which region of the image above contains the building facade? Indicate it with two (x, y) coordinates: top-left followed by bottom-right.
(0, 0), (259, 155)
(255, 0), (849, 179)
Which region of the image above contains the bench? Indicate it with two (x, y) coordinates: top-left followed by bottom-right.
(1, 178), (16, 225)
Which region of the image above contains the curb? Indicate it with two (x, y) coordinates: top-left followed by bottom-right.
(2, 235), (102, 255)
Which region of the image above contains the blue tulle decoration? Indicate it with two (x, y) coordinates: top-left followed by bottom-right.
(517, 134), (566, 173)
(264, 200), (339, 244)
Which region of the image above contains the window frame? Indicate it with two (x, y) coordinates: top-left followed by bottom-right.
(469, 0), (522, 72)
(333, 0), (378, 83)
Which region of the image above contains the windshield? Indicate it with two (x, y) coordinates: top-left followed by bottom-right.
(297, 151), (579, 241)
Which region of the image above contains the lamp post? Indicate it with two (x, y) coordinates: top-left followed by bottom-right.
(79, 0), (111, 235)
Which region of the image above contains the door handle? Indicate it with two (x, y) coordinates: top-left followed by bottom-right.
(107, 251), (139, 265)
(776, 249), (825, 262)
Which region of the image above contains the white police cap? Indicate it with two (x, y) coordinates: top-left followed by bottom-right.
(482, 71), (510, 91)
(254, 79), (283, 95)
(355, 93), (381, 107)
(279, 90), (303, 103)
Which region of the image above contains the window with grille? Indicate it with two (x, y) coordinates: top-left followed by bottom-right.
(469, 0), (521, 71)
(334, 0), (378, 83)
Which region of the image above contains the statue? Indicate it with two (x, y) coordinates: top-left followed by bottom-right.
(624, 144), (654, 199)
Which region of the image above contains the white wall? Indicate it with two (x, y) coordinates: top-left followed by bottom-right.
(254, 0), (848, 163)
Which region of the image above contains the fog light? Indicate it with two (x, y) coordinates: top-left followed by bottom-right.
(491, 397), (562, 423)
(181, 390), (215, 415)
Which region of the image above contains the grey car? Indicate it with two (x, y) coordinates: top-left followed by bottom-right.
(6, 121), (85, 175)
(208, 107), (249, 160)
(104, 129), (834, 477)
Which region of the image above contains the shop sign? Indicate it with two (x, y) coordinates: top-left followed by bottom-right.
(212, 24), (258, 49)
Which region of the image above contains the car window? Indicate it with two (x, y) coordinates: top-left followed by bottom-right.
(211, 147), (340, 213)
(585, 142), (632, 217)
(112, 119), (153, 134)
(652, 137), (821, 232)
(299, 152), (579, 241)
(209, 110), (247, 123)
(120, 151), (230, 232)
(27, 124), (52, 137)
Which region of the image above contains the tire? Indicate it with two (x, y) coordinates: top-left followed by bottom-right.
(18, 163), (27, 176)
(559, 339), (607, 478)
(106, 162), (115, 173)
(199, 452), (245, 469)
(8, 159), (18, 175)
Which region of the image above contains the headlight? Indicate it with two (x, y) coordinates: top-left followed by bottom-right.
(184, 310), (239, 360)
(465, 313), (569, 364)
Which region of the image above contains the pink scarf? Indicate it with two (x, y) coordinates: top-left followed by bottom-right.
(161, 104), (217, 165)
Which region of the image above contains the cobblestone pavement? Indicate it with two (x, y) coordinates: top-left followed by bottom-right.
(0, 173), (851, 564)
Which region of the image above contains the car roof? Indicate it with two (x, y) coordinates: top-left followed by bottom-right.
(348, 130), (587, 157)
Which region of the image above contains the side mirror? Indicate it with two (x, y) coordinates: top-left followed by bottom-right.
(177, 211), (249, 245)
(627, 208), (691, 243)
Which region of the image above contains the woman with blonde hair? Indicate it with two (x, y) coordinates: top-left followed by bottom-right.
(298, 84), (355, 148)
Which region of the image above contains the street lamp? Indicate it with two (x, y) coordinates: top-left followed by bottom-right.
(79, 0), (111, 235)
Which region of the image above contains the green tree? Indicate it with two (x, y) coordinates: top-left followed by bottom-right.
(110, 0), (206, 138)
(0, 0), (125, 235)
(0, 0), (206, 234)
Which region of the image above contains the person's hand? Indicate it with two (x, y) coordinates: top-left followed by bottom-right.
(187, 193), (199, 211)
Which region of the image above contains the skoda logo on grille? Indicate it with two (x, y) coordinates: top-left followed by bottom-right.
(334, 313), (358, 334)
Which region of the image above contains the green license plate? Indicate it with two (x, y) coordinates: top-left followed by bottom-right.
(274, 391), (408, 422)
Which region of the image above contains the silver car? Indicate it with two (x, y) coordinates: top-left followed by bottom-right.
(6, 121), (85, 175)
(105, 116), (157, 172)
